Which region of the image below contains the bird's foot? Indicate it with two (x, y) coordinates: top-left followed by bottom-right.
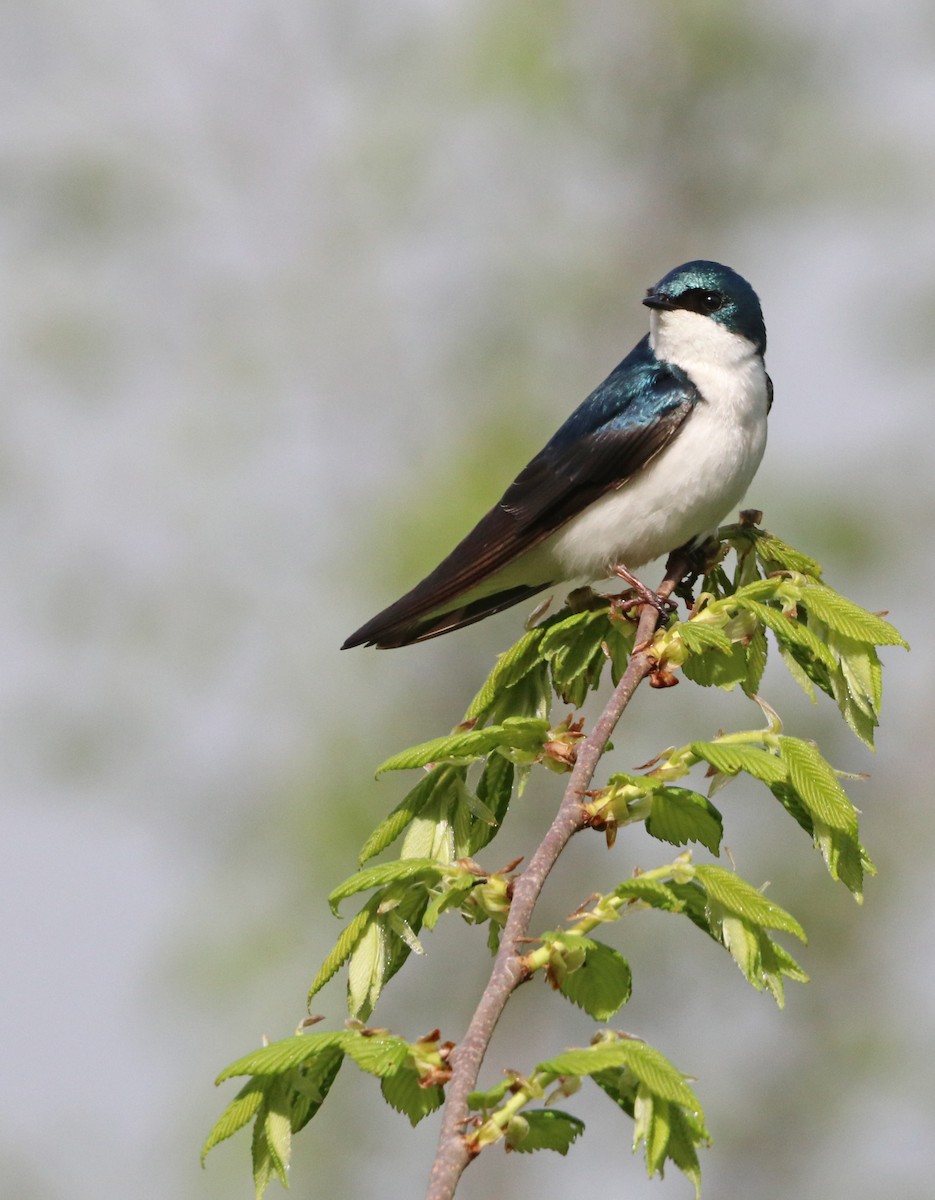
(611, 565), (677, 621)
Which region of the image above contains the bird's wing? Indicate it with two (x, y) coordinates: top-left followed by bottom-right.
(344, 346), (699, 647)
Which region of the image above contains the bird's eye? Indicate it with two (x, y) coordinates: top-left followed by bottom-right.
(701, 291), (724, 312)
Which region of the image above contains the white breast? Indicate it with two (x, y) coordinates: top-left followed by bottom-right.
(544, 309), (769, 579)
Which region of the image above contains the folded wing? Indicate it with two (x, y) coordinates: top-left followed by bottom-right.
(343, 340), (698, 647)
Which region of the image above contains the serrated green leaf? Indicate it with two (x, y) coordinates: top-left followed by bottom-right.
(639, 1086), (671, 1176)
(376, 884), (431, 997)
(676, 621), (733, 654)
(347, 912), (385, 1019)
(423, 875), (476, 930)
(689, 741), (788, 785)
(202, 1078), (270, 1162)
(290, 1046), (345, 1134)
(509, 1109), (585, 1155)
(308, 897), (379, 1002)
(604, 619), (636, 684)
(778, 738), (858, 834)
(681, 640), (748, 690)
(541, 609), (616, 703)
(399, 775), (474, 863)
(693, 865), (806, 940)
(344, 1033), (410, 1077)
(825, 631), (883, 749)
(663, 1103), (707, 1199)
(801, 585), (907, 647)
(554, 937), (632, 1020)
(769, 750), (867, 899)
(216, 1032), (350, 1082)
(612, 878), (683, 910)
(262, 1075), (292, 1183)
(328, 859), (444, 914)
(736, 597), (837, 669)
(645, 787), (723, 854)
(468, 753), (514, 854)
(358, 766), (464, 865)
(543, 1040), (699, 1111)
(251, 1106), (279, 1199)
(380, 1066), (444, 1126)
(375, 719), (550, 774)
(743, 624), (768, 696)
(753, 533), (823, 578)
(811, 818), (867, 900)
(778, 642), (818, 701)
(463, 627), (547, 722)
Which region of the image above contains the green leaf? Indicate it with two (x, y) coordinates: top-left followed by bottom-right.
(251, 1104), (281, 1199)
(328, 859), (445, 914)
(681, 641), (748, 690)
(375, 718), (550, 774)
(778, 738), (858, 834)
(693, 865), (806, 940)
(463, 627), (547, 722)
(675, 621), (733, 654)
(399, 774), (474, 863)
(216, 1032), (350, 1082)
(689, 741), (788, 785)
(290, 1046), (345, 1133)
(508, 1109), (585, 1155)
(372, 885), (431, 1003)
(662, 1104), (708, 1199)
(423, 874), (477, 930)
(357, 766), (463, 865)
(543, 1039), (700, 1111)
(553, 936), (632, 1020)
(736, 597), (837, 669)
(715, 913), (804, 1006)
(202, 1078), (270, 1162)
(800, 584), (908, 647)
(612, 877), (683, 910)
(380, 1066), (444, 1126)
(825, 630), (883, 748)
(308, 897), (379, 1002)
(743, 624), (768, 696)
(645, 787), (723, 854)
(261, 1075), (292, 1185)
(753, 533), (823, 577)
(468, 753), (515, 854)
(541, 608), (616, 704)
(347, 911), (385, 1019)
(344, 1033), (410, 1077)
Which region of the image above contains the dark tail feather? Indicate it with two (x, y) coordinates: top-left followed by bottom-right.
(341, 582), (552, 649)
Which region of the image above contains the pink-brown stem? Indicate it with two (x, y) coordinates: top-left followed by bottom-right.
(425, 554), (689, 1200)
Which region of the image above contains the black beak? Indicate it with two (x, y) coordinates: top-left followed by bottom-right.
(642, 291), (676, 311)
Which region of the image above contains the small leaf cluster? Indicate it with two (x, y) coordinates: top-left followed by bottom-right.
(202, 1025), (452, 1196)
(466, 1031), (709, 1196)
(591, 723), (874, 903)
(204, 524), (905, 1198)
(656, 525), (906, 747)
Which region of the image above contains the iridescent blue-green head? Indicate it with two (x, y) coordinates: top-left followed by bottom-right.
(643, 260), (766, 355)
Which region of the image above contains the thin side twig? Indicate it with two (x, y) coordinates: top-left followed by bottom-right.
(425, 553), (690, 1200)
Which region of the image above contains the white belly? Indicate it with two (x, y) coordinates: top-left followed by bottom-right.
(545, 324), (769, 579)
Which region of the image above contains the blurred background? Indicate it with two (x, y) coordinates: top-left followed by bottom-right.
(3, 1), (934, 1197)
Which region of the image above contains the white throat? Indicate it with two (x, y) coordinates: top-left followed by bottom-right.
(649, 307), (761, 391)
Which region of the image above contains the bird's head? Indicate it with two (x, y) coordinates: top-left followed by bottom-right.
(644, 260), (766, 359)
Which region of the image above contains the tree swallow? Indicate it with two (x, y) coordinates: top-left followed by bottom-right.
(343, 260), (771, 649)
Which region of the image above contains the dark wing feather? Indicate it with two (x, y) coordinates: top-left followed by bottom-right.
(343, 341), (698, 648)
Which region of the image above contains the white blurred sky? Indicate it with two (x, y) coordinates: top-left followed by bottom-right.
(2, 3), (935, 1199)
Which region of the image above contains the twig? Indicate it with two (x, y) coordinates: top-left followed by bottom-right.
(425, 551), (691, 1200)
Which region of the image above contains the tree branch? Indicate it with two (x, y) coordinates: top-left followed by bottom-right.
(425, 553), (691, 1200)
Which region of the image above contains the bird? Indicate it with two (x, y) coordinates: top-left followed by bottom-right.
(343, 260), (772, 650)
